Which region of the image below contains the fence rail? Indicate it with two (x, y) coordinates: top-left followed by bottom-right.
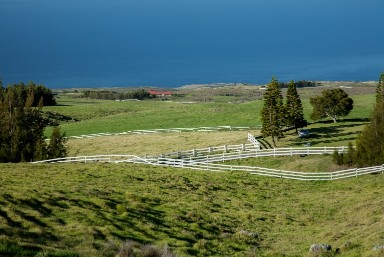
(66, 125), (260, 140)
(31, 146), (384, 181)
(154, 145), (349, 161)
(147, 158), (384, 181)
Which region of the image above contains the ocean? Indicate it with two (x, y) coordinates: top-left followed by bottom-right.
(1, 0), (384, 88)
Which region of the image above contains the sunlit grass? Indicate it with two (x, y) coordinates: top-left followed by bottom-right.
(0, 163), (383, 256)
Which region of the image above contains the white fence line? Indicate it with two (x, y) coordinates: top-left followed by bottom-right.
(148, 158), (384, 181)
(65, 125), (260, 140)
(153, 145), (348, 161)
(31, 146), (384, 181)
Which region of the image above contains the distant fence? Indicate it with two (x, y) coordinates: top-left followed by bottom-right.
(66, 125), (261, 140)
(32, 154), (151, 164)
(31, 144), (384, 181)
(152, 145), (349, 161)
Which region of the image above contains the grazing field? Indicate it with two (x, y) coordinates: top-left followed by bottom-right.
(44, 88), (375, 138)
(1, 84), (383, 256)
(0, 163), (383, 256)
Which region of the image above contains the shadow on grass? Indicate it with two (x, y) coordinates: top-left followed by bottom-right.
(289, 119), (367, 146)
(0, 239), (79, 257)
(1, 194), (59, 244)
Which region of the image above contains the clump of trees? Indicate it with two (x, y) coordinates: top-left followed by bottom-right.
(310, 88), (353, 123)
(0, 83), (66, 162)
(0, 81), (56, 106)
(278, 80), (321, 89)
(260, 78), (306, 147)
(82, 89), (153, 100)
(333, 72), (384, 167)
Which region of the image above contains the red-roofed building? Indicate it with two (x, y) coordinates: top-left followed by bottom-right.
(147, 90), (173, 97)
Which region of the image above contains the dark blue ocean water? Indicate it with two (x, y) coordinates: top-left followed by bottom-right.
(1, 0), (384, 88)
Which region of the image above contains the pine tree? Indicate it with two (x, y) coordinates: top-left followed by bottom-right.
(260, 77), (285, 148)
(285, 81), (307, 133)
(47, 127), (67, 159)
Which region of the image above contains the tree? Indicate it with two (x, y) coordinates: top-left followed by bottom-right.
(376, 72), (384, 103)
(285, 80), (307, 133)
(333, 72), (384, 167)
(260, 77), (285, 147)
(0, 82), (56, 107)
(354, 100), (384, 166)
(310, 89), (353, 123)
(47, 127), (67, 159)
(0, 84), (66, 162)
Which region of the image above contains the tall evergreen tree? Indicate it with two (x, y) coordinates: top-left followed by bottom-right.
(260, 77), (285, 147)
(376, 72), (384, 103)
(285, 80), (307, 133)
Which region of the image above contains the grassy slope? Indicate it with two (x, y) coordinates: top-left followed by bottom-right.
(0, 163), (383, 257)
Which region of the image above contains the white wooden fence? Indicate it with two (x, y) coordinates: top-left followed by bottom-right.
(152, 145), (349, 161)
(31, 145), (384, 181)
(66, 125), (260, 140)
(147, 158), (384, 181)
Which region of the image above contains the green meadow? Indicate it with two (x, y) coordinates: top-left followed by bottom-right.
(1, 85), (384, 256)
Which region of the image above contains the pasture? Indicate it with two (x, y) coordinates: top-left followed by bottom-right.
(1, 83), (384, 256)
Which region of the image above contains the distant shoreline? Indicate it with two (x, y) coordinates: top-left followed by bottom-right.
(52, 80), (378, 92)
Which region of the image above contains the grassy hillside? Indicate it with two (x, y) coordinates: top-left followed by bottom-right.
(2, 84), (383, 256)
(0, 163), (383, 256)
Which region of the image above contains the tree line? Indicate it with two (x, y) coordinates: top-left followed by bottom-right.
(278, 80), (321, 88)
(0, 82), (66, 162)
(0, 81), (56, 107)
(82, 89), (154, 100)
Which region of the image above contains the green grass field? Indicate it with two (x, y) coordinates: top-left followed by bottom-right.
(1, 85), (384, 256)
(44, 91), (375, 139)
(1, 163), (383, 256)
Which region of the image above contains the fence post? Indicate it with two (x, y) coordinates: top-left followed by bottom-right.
(85, 156), (87, 163)
(242, 144), (245, 151)
(209, 146), (213, 153)
(224, 145), (228, 153)
(355, 168), (358, 177)
(193, 149), (197, 157)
